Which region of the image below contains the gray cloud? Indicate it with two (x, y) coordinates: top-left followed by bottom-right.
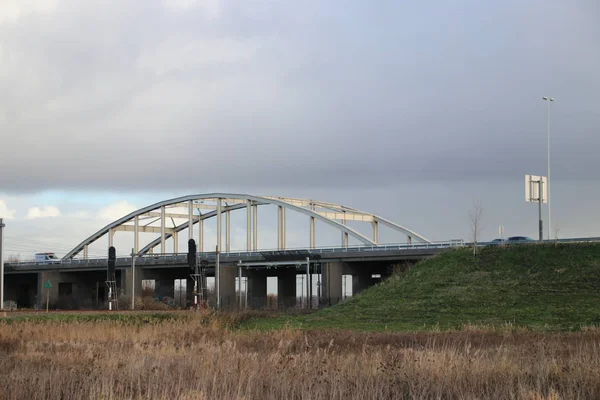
(0, 0), (599, 193)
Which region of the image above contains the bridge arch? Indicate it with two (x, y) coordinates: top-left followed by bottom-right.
(62, 193), (431, 260)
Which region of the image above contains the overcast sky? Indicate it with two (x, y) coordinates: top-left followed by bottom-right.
(1, 0), (599, 258)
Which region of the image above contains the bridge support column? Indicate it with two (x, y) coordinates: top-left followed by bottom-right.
(186, 277), (195, 309)
(322, 262), (344, 305)
(246, 269), (267, 309)
(37, 271), (61, 309)
(350, 266), (374, 295)
(155, 279), (174, 301)
(124, 265), (143, 302)
(277, 267), (296, 309)
(216, 264), (236, 309)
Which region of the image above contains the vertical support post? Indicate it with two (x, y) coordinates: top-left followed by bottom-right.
(407, 235), (412, 245)
(215, 245), (220, 309)
(277, 206), (283, 250)
(160, 205), (166, 254)
(252, 204), (258, 251)
(246, 200), (252, 251)
(188, 200), (193, 242)
(216, 199), (222, 254)
(199, 219), (204, 252)
(226, 210), (231, 252)
(546, 99), (551, 240)
(300, 274), (304, 308)
(238, 262), (243, 309)
(310, 217), (316, 249)
(538, 180), (543, 241)
(173, 232), (179, 254)
(306, 256), (311, 309)
(108, 228), (114, 247)
(0, 218), (4, 311)
(134, 215), (139, 254)
(131, 248), (136, 310)
(372, 220), (379, 244)
(83, 245), (89, 260)
(310, 202), (316, 249)
(282, 207), (286, 250)
(341, 212), (348, 248)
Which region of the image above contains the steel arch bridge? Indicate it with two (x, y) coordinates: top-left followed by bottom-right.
(63, 193), (431, 260)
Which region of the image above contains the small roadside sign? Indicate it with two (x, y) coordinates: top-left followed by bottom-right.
(44, 280), (52, 312)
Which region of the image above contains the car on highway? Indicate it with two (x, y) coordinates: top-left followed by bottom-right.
(505, 236), (534, 244)
(35, 252), (61, 264)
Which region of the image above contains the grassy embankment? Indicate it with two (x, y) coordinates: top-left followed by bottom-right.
(245, 243), (600, 331)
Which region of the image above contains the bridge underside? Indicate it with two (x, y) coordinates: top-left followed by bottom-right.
(5, 252), (434, 311)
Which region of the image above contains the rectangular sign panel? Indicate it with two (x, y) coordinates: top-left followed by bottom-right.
(525, 175), (548, 203)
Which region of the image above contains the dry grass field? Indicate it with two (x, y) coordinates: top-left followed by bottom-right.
(2, 312), (600, 399)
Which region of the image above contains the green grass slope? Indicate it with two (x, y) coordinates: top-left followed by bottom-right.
(248, 243), (600, 331)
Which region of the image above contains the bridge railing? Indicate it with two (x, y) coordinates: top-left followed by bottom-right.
(7, 237), (600, 268)
(6, 241), (464, 267)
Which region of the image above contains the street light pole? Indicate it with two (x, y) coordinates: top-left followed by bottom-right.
(542, 96), (555, 240)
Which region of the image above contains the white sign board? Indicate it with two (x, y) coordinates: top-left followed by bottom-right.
(525, 175), (547, 203)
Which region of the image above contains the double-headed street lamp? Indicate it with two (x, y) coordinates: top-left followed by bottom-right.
(542, 96), (555, 240)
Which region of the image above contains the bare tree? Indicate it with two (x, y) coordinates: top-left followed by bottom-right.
(554, 222), (561, 246)
(7, 254), (20, 263)
(469, 201), (484, 255)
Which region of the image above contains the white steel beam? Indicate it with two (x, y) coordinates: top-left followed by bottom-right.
(226, 210), (231, 252)
(199, 219), (204, 252)
(316, 211), (374, 222)
(310, 202), (316, 249)
(216, 198), (222, 252)
(160, 205), (166, 253)
(188, 200), (193, 243)
(277, 206), (283, 250)
(114, 225), (175, 234)
(282, 207), (286, 249)
(252, 204), (258, 251)
(342, 212), (348, 248)
(372, 220), (379, 244)
(246, 200), (251, 251)
(143, 211), (201, 219)
(134, 215), (139, 254)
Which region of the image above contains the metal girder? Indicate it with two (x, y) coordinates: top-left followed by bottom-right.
(63, 193), (430, 260)
(134, 196), (376, 256)
(113, 225), (175, 234)
(143, 211), (201, 219)
(317, 211), (374, 222)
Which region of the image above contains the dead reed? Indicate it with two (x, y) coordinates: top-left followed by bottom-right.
(1, 313), (600, 399)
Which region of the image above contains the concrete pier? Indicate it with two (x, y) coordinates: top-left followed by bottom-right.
(218, 265), (237, 309)
(322, 262), (344, 305)
(246, 269), (267, 309)
(276, 267), (297, 308)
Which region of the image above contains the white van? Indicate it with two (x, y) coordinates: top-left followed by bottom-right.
(35, 252), (60, 263)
